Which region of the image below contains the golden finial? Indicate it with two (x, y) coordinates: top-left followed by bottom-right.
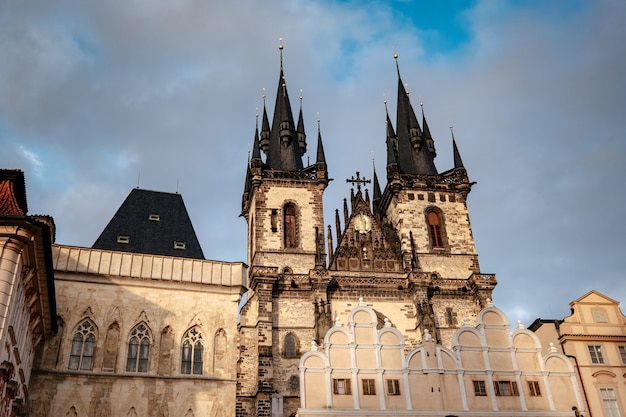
(393, 47), (400, 76)
(279, 37), (284, 50)
(405, 83), (410, 95)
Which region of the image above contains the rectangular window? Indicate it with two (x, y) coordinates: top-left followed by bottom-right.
(386, 379), (401, 395)
(148, 214), (160, 221)
(588, 345), (605, 364)
(174, 241), (186, 250)
(333, 379), (351, 395)
(618, 346), (626, 365)
(528, 381), (541, 396)
(362, 379), (376, 395)
(117, 235), (130, 244)
(494, 381), (519, 396)
(600, 388), (622, 417)
(473, 380), (487, 396)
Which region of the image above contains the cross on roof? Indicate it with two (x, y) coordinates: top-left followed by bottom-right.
(346, 171), (371, 192)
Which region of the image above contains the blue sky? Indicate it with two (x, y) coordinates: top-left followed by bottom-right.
(1, 0), (625, 325)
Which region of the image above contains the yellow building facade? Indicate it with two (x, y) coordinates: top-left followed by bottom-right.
(531, 291), (626, 417)
(299, 298), (583, 417)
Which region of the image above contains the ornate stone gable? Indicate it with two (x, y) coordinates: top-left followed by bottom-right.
(330, 189), (402, 273)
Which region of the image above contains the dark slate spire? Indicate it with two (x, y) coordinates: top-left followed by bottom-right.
(420, 102), (436, 158)
(393, 54), (438, 176)
(251, 113), (262, 164)
(372, 160), (383, 217)
(372, 161), (382, 202)
(385, 102), (398, 175)
(259, 94), (271, 154)
(451, 126), (465, 169)
(315, 119), (326, 165)
(297, 94), (307, 156)
(265, 43), (303, 171)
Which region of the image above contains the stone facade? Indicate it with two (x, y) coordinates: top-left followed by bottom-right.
(29, 245), (246, 417)
(236, 55), (497, 417)
(530, 291), (626, 417)
(0, 170), (57, 417)
(299, 299), (584, 416)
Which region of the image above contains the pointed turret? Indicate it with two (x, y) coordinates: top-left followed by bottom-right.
(451, 126), (465, 169)
(315, 120), (326, 166)
(372, 161), (382, 218)
(420, 102), (436, 158)
(385, 104), (398, 176)
(297, 95), (307, 156)
(259, 98), (271, 154)
(393, 54), (438, 176)
(251, 114), (262, 167)
(265, 43), (303, 171)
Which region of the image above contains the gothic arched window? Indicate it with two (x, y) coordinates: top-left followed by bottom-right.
(427, 210), (445, 248)
(126, 323), (152, 372)
(181, 327), (204, 375)
(69, 319), (96, 370)
(285, 333), (297, 358)
(284, 203), (297, 248)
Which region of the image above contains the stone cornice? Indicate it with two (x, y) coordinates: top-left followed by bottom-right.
(53, 244), (247, 288)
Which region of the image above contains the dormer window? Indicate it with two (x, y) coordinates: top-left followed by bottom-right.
(174, 241), (186, 250)
(148, 214), (160, 221)
(117, 235), (130, 244)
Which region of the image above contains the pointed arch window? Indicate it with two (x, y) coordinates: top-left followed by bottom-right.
(181, 327), (204, 375)
(285, 333), (297, 358)
(284, 203), (297, 248)
(427, 210), (444, 248)
(126, 323), (152, 372)
(69, 320), (96, 370)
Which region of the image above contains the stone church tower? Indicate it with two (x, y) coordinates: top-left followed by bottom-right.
(237, 50), (496, 417)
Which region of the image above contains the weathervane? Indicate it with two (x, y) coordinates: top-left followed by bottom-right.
(346, 171), (371, 192)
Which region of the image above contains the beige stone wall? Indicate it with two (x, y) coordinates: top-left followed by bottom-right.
(30, 245), (245, 417)
(30, 373), (234, 417)
(384, 190), (478, 278)
(539, 291), (626, 417)
(299, 300), (584, 417)
(248, 181), (324, 274)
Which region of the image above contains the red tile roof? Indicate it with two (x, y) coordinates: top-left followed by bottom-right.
(0, 170), (26, 216)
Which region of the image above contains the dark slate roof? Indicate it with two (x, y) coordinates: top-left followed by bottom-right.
(93, 188), (205, 259)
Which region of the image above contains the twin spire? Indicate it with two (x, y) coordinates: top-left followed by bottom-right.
(250, 47), (466, 179)
(251, 41), (326, 172)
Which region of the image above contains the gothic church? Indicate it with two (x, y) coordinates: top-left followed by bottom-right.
(237, 49), (498, 417)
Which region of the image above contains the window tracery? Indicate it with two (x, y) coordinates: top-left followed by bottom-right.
(68, 320), (96, 370)
(181, 326), (204, 374)
(126, 323), (152, 372)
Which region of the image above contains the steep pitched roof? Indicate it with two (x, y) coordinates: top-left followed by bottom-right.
(0, 169), (27, 216)
(93, 188), (205, 259)
(387, 56), (438, 177)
